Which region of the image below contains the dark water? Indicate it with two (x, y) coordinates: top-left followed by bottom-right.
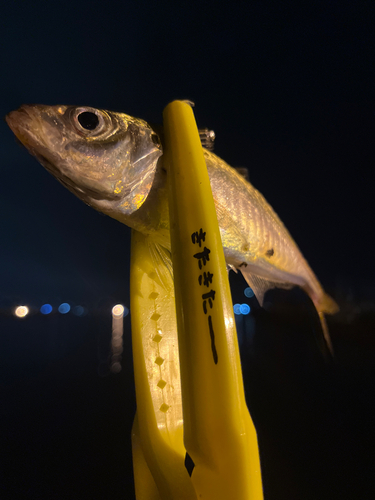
(1, 285), (374, 500)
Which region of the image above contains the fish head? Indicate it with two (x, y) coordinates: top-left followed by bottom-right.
(6, 104), (163, 215)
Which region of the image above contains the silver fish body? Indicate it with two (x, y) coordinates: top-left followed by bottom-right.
(6, 104), (338, 349)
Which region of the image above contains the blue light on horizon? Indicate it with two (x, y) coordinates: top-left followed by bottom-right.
(233, 303), (241, 315)
(58, 303), (70, 314)
(40, 304), (53, 315)
(72, 305), (84, 316)
(240, 303), (251, 315)
(244, 287), (254, 298)
(234, 303), (251, 315)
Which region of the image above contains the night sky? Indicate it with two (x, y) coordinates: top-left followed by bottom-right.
(1, 2), (375, 499)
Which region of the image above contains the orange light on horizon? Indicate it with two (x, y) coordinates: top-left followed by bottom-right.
(111, 304), (125, 373)
(112, 304), (125, 318)
(15, 306), (29, 318)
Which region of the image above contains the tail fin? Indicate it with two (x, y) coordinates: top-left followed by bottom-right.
(317, 293), (338, 356)
(319, 292), (339, 315)
(319, 312), (334, 356)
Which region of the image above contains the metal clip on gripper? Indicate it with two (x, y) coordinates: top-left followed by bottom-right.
(129, 100), (263, 500)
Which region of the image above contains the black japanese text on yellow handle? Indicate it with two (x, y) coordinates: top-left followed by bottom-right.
(163, 100), (263, 499)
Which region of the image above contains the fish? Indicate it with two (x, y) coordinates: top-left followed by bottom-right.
(6, 104), (338, 353)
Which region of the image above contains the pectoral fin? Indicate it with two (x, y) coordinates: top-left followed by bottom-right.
(147, 240), (174, 291)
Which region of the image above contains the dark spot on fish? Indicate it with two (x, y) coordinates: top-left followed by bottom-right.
(266, 248), (274, 257)
(78, 112), (99, 130)
(239, 262), (248, 268)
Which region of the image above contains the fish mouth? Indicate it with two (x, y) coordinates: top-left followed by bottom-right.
(6, 106), (65, 180)
(6, 106), (40, 149)
(6, 107), (29, 130)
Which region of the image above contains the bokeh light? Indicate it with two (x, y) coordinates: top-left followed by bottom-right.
(111, 304), (127, 374)
(15, 306), (29, 318)
(72, 305), (85, 317)
(110, 361), (122, 374)
(112, 304), (124, 317)
(244, 287), (254, 298)
(233, 303), (241, 315)
(240, 303), (251, 315)
(40, 304), (52, 315)
(58, 303), (70, 314)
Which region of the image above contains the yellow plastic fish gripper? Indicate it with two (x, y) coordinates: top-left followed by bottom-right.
(130, 100), (263, 499)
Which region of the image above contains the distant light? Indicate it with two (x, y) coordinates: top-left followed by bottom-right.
(72, 305), (85, 317)
(240, 303), (251, 315)
(244, 287), (254, 298)
(233, 303), (241, 315)
(58, 303), (70, 314)
(40, 304), (52, 315)
(15, 306), (29, 318)
(112, 304), (124, 318)
(110, 361), (122, 374)
(111, 304), (125, 374)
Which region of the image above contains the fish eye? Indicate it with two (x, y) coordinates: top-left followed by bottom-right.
(78, 111), (99, 130)
(71, 107), (109, 137)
